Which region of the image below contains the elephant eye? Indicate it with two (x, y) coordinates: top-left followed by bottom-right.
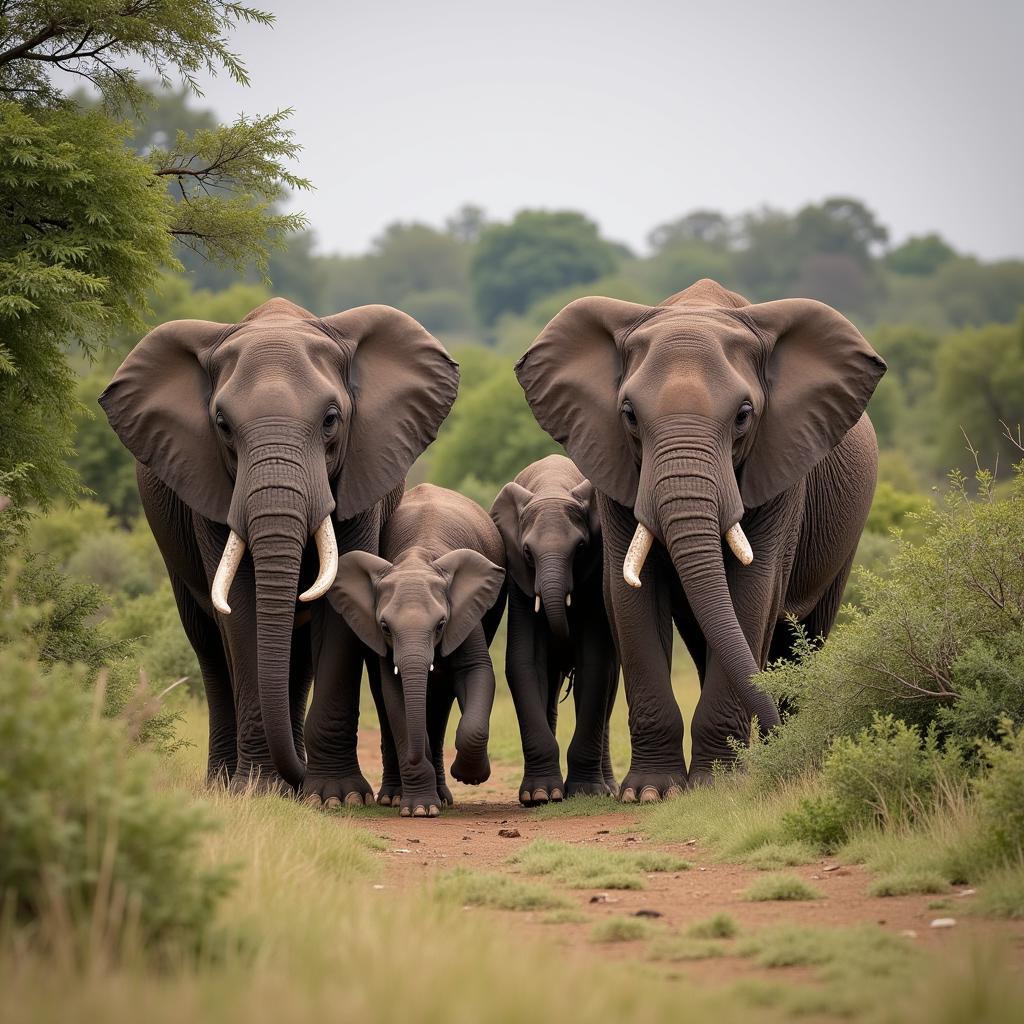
(523, 545), (534, 569)
(380, 619), (391, 637)
(621, 400), (638, 428)
(436, 618), (446, 635)
(322, 407), (340, 438)
(215, 412), (233, 442)
(735, 401), (753, 431)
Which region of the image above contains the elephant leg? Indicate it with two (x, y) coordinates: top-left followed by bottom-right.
(505, 583), (563, 805)
(427, 682), (455, 807)
(566, 589), (617, 798)
(601, 495), (685, 801)
(601, 666), (618, 794)
(367, 656), (403, 807)
(169, 573), (236, 784)
(449, 627), (494, 788)
(301, 608), (374, 807)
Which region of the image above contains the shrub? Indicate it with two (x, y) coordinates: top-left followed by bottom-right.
(974, 721), (1024, 863)
(687, 913), (738, 939)
(589, 916), (652, 943)
(743, 874), (822, 902)
(0, 643), (232, 961)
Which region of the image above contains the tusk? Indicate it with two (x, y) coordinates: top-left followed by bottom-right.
(724, 523), (753, 565)
(429, 663), (434, 673)
(394, 664), (399, 676)
(534, 594), (541, 613)
(623, 523), (654, 588)
(211, 530), (245, 615)
(565, 593), (571, 607)
(299, 517), (339, 602)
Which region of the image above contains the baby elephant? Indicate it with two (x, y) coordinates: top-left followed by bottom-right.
(330, 484), (506, 817)
(492, 455), (618, 805)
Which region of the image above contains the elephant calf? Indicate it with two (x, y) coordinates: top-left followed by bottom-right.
(329, 484), (506, 817)
(492, 455), (618, 805)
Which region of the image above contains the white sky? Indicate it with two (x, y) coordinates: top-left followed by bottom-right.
(188, 0), (1023, 259)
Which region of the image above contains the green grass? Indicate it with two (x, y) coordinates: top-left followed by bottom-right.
(434, 867), (568, 911)
(508, 838), (689, 890)
(687, 912), (739, 939)
(971, 865), (1024, 919)
(539, 908), (589, 925)
(589, 916), (654, 943)
(530, 794), (634, 819)
(649, 936), (727, 961)
(743, 841), (818, 870)
(869, 869), (949, 897)
(743, 874), (822, 902)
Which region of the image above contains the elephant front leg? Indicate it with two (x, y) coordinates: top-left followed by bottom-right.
(602, 497), (686, 801)
(505, 585), (563, 805)
(367, 657), (403, 807)
(449, 625), (495, 787)
(565, 592), (619, 799)
(427, 683), (455, 807)
(301, 610), (374, 808)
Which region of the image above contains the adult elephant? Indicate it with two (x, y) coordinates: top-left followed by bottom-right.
(101, 298), (458, 796)
(516, 279), (885, 797)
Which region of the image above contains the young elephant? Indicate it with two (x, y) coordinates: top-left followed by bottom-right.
(491, 455), (618, 806)
(330, 484), (506, 817)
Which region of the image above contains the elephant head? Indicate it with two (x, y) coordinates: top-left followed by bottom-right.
(329, 548), (504, 770)
(491, 458), (600, 645)
(101, 298), (458, 787)
(515, 279), (885, 733)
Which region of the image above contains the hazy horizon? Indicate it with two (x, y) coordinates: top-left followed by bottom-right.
(184, 0), (1022, 260)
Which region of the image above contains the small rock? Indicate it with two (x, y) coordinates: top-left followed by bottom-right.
(698, 867), (706, 872)
(406, 838), (421, 844)
(930, 918), (957, 929)
(634, 909), (663, 919)
(822, 864), (841, 873)
(596, 829), (610, 835)
(391, 848), (411, 854)
(590, 893), (619, 904)
(684, 838), (697, 846)
(498, 828), (521, 838)
(462, 836), (471, 841)
(372, 884), (385, 890)
(625, 836), (638, 843)
(900, 930), (918, 939)
(957, 888), (976, 898)
(811, 874), (821, 880)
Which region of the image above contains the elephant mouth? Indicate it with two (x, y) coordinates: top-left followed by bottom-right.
(210, 516), (339, 614)
(622, 519), (753, 588)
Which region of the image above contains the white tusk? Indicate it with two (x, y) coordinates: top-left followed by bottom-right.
(623, 523), (654, 588)
(429, 663), (434, 673)
(211, 530), (246, 615)
(394, 664), (399, 676)
(299, 517), (339, 602)
(534, 594), (541, 613)
(724, 523), (753, 566)
(566, 593), (571, 607)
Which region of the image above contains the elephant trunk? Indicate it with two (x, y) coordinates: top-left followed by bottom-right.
(643, 426), (780, 737)
(394, 640), (432, 769)
(536, 552), (572, 644)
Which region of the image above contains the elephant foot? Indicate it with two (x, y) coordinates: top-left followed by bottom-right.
(229, 763), (294, 796)
(301, 772), (375, 809)
(399, 789), (442, 818)
(687, 769), (715, 789)
(451, 750), (491, 786)
(437, 781), (454, 808)
(205, 761), (234, 788)
(376, 781), (402, 807)
(604, 774), (620, 798)
(518, 770), (565, 806)
(618, 770), (686, 804)
(564, 776), (616, 799)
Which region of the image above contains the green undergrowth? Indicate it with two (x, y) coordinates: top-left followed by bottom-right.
(687, 912), (739, 939)
(508, 838), (689, 889)
(743, 874), (822, 902)
(590, 915), (655, 943)
(434, 867), (569, 911)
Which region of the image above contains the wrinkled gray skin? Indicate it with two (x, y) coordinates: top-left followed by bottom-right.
(330, 484), (507, 817)
(491, 455), (618, 805)
(101, 299), (458, 796)
(516, 280), (886, 798)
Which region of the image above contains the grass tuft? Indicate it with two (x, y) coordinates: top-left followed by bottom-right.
(869, 869), (948, 897)
(508, 838), (688, 890)
(589, 916), (653, 943)
(539, 908), (589, 925)
(434, 868), (568, 911)
(649, 936), (727, 961)
(743, 874), (822, 902)
(686, 912), (739, 939)
(971, 865), (1024, 919)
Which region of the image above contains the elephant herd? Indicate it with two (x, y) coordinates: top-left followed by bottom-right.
(101, 278), (886, 816)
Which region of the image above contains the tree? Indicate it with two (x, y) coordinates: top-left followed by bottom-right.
(647, 209), (731, 251)
(469, 210), (619, 326)
(445, 203), (488, 245)
(885, 234), (957, 276)
(0, 2), (308, 510)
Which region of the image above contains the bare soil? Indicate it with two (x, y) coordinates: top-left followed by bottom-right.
(351, 727), (1024, 993)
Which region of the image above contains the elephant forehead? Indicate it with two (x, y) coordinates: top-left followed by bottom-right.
(522, 499), (587, 538)
(378, 571), (448, 617)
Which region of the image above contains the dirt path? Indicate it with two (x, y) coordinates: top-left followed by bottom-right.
(351, 727), (1024, 993)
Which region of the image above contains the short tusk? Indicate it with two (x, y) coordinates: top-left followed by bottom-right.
(429, 663), (434, 673)
(565, 593), (571, 607)
(211, 530), (246, 615)
(534, 594), (541, 613)
(299, 517), (339, 602)
(394, 664), (399, 676)
(623, 522), (654, 588)
(724, 523), (753, 566)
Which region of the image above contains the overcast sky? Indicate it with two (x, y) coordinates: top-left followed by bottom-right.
(189, 0), (1023, 259)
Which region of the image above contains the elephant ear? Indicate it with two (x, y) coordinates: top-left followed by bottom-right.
(434, 549), (506, 656)
(321, 306), (459, 520)
(515, 297), (651, 507)
(737, 299), (887, 509)
(99, 320), (232, 522)
(569, 478), (601, 542)
(490, 481), (533, 594)
(329, 551), (393, 656)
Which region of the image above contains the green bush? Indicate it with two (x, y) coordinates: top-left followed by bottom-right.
(0, 642), (232, 960)
(975, 722), (1024, 864)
